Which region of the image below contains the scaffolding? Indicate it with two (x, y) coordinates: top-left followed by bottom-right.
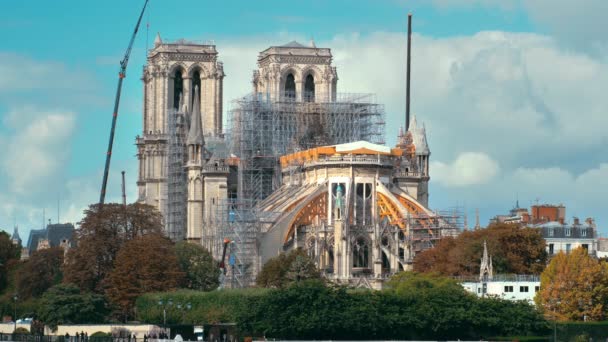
(404, 207), (463, 260)
(229, 92), (385, 203)
(210, 199), (261, 288)
(164, 108), (187, 241)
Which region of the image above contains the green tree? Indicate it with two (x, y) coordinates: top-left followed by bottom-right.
(535, 247), (608, 321)
(0, 231), (21, 292)
(16, 247), (64, 299)
(105, 233), (184, 320)
(256, 248), (320, 288)
(414, 223), (547, 276)
(63, 203), (163, 293)
(174, 241), (219, 291)
(238, 274), (547, 340)
(38, 284), (107, 330)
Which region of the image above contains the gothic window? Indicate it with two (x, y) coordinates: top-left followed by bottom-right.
(353, 238), (369, 268)
(355, 183), (372, 225)
(285, 73), (295, 99)
(192, 70), (201, 107)
(304, 74), (315, 102)
(173, 70), (183, 109)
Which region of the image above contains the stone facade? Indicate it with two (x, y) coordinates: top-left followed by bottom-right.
(254, 136), (453, 289)
(253, 41), (338, 102)
(137, 34), (224, 222)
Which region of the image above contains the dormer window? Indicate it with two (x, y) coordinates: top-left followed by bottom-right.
(565, 227), (571, 237)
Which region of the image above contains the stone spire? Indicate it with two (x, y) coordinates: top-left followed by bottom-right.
(187, 85), (204, 147)
(11, 225), (21, 246)
(154, 32), (162, 47)
(407, 115), (429, 155)
(479, 240), (493, 281)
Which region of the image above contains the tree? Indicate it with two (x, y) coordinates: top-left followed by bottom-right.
(16, 247), (64, 299)
(535, 247), (608, 321)
(256, 248), (320, 288)
(414, 223), (547, 276)
(0, 231), (20, 292)
(63, 203), (163, 293)
(174, 242), (220, 291)
(238, 275), (548, 340)
(105, 233), (184, 320)
(38, 284), (107, 330)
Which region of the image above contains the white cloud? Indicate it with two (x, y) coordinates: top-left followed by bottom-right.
(423, 0), (608, 53)
(3, 21), (608, 236)
(432, 152), (499, 187)
(2, 106), (76, 195)
(212, 29), (607, 229)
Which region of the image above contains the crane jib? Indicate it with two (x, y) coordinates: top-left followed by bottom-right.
(99, 0), (149, 206)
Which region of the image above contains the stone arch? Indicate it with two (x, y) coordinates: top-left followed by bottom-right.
(301, 65), (323, 102)
(187, 63), (209, 79)
(280, 65), (300, 99)
(300, 65), (322, 81)
(169, 64), (187, 110)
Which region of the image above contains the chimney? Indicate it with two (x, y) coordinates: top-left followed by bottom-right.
(573, 217), (580, 225)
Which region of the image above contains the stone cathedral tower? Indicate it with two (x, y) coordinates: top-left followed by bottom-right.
(252, 40), (338, 102)
(137, 34), (225, 238)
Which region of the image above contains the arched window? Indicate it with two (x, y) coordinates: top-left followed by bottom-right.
(353, 238), (369, 268)
(173, 70), (183, 109)
(284, 73), (295, 99)
(192, 70), (201, 107)
(304, 74), (315, 102)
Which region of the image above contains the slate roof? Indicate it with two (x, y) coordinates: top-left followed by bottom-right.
(280, 40), (307, 48)
(25, 223), (75, 253)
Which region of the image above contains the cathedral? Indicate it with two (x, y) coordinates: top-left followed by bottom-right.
(136, 35), (458, 288)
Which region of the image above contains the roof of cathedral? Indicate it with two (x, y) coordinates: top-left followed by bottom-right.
(408, 115), (430, 155)
(334, 141), (392, 154)
(280, 40), (308, 48)
(187, 86), (204, 146)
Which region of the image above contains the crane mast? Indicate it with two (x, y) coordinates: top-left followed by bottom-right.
(99, 0), (149, 205)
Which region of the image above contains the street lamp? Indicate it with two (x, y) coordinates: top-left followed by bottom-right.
(13, 294), (18, 333)
(158, 298), (173, 335)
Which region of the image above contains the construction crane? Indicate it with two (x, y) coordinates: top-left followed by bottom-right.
(99, 0), (149, 205)
(219, 238), (231, 273)
(217, 238), (231, 289)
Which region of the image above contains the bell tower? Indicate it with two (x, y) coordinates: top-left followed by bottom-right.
(137, 34), (224, 228)
(252, 40), (338, 102)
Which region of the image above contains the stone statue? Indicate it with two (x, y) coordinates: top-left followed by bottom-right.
(335, 184), (344, 220)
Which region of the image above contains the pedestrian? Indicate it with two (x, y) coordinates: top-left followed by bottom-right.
(65, 332), (70, 342)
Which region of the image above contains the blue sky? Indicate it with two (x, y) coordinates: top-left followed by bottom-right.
(1, 0), (607, 241)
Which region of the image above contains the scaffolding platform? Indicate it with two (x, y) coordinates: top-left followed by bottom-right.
(228, 92), (385, 203)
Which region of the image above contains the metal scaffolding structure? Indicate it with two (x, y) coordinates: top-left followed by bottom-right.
(164, 108), (187, 241)
(211, 199), (262, 288)
(228, 92), (386, 203)
(404, 207), (463, 259)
